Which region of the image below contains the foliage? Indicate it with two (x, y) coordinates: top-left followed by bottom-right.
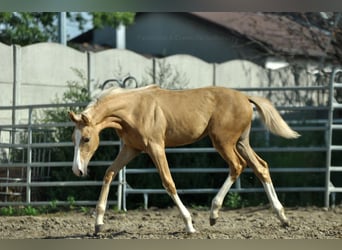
(0, 206), (15, 216)
(142, 59), (189, 89)
(0, 196), (88, 216)
(0, 12), (57, 45)
(224, 192), (245, 209)
(0, 12), (135, 46)
(0, 205), (38, 216)
(67, 195), (76, 209)
(23, 206), (39, 216)
(92, 12), (135, 28)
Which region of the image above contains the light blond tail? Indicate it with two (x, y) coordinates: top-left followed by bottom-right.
(248, 96), (300, 139)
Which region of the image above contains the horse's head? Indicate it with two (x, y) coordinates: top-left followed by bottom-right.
(69, 111), (100, 177)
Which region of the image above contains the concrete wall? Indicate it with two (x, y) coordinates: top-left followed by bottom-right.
(0, 42), (318, 126)
(20, 43), (88, 105)
(0, 43), (13, 125)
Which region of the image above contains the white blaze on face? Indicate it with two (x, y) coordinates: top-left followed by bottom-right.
(72, 129), (85, 176)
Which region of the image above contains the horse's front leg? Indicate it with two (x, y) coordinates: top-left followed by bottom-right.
(147, 142), (196, 233)
(95, 145), (140, 234)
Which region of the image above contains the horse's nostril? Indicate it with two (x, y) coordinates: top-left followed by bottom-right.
(79, 170), (84, 176)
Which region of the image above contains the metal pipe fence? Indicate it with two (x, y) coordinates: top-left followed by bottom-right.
(123, 125), (329, 210)
(0, 83), (339, 210)
(0, 103), (122, 208)
(123, 85), (335, 209)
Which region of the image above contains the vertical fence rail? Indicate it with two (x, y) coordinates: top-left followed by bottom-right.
(26, 107), (33, 204)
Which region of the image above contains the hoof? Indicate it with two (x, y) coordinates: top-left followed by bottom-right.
(186, 229), (197, 234)
(94, 224), (105, 235)
(281, 220), (290, 228)
(209, 217), (217, 226)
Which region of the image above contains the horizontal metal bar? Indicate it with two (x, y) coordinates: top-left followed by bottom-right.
(0, 160), (115, 168)
(1, 143), (326, 153)
(329, 166), (342, 172)
(0, 181), (119, 188)
(0, 191), (22, 196)
(330, 145), (342, 150)
(0, 162), (56, 168)
(0, 145), (320, 153)
(333, 82), (342, 89)
(333, 83), (342, 88)
(328, 187), (342, 192)
(126, 167), (326, 174)
(290, 126), (327, 132)
(331, 124), (342, 130)
(332, 103), (342, 109)
(0, 122), (73, 130)
(165, 147), (215, 153)
(0, 102), (87, 111)
(255, 147), (326, 152)
(164, 147), (326, 154)
(0, 140), (120, 149)
(125, 186), (326, 194)
(0, 177), (24, 181)
(0, 124), (328, 136)
(234, 86), (328, 91)
(0, 200), (117, 207)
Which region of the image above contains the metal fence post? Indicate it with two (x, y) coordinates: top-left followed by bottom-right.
(324, 69), (334, 208)
(101, 76), (138, 211)
(118, 140), (128, 211)
(117, 141), (123, 211)
(26, 107), (33, 204)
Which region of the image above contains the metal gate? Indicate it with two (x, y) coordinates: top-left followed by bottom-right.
(325, 68), (342, 207)
(0, 103), (122, 207)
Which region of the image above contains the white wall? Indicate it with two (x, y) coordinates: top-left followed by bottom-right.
(0, 42), (320, 126)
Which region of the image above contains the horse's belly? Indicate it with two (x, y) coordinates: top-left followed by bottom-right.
(164, 125), (208, 147)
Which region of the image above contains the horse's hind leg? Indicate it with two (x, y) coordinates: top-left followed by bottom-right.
(209, 140), (247, 226)
(237, 127), (289, 226)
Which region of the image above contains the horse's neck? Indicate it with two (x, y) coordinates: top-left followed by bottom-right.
(85, 97), (128, 127)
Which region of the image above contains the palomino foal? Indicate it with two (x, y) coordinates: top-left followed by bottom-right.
(69, 85), (299, 234)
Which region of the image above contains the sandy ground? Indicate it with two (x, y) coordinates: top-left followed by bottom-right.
(0, 205), (341, 239)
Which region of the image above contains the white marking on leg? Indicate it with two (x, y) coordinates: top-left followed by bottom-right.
(170, 193), (196, 233)
(210, 175), (235, 221)
(95, 204), (105, 225)
(263, 182), (282, 211)
(262, 182), (288, 224)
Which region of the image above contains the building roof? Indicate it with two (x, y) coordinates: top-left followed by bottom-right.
(69, 12), (337, 59)
(192, 12), (333, 58)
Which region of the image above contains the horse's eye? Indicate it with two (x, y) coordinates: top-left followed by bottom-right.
(83, 137), (90, 143)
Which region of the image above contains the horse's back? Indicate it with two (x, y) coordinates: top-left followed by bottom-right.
(140, 86), (252, 147)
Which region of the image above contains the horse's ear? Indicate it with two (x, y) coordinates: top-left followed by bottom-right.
(81, 113), (91, 126)
(68, 111), (81, 123)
